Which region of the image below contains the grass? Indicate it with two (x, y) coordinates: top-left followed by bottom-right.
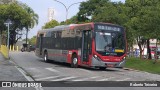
(125, 57), (160, 75)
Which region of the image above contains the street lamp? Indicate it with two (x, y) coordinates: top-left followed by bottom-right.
(4, 19), (12, 59)
(53, 0), (82, 24)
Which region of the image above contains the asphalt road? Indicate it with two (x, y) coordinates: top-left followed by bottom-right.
(9, 51), (160, 90)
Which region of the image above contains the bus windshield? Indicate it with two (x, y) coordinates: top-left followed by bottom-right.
(95, 31), (125, 56)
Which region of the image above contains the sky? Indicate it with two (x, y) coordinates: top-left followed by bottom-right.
(18, 0), (125, 39)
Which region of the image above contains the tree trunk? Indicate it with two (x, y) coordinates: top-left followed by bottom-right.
(154, 39), (158, 64)
(138, 42), (142, 59)
(0, 29), (2, 46)
(26, 28), (28, 44)
(10, 31), (17, 50)
(147, 39), (151, 59)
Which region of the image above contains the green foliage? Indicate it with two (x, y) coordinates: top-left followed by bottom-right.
(125, 0), (160, 39)
(42, 20), (59, 29)
(93, 2), (127, 25)
(22, 3), (39, 29)
(22, 36), (36, 45)
(60, 15), (90, 25)
(29, 36), (36, 45)
(125, 0), (160, 58)
(78, 0), (110, 22)
(66, 16), (78, 24)
(0, 2), (38, 45)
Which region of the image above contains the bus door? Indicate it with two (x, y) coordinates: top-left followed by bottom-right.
(39, 34), (44, 55)
(82, 30), (92, 63)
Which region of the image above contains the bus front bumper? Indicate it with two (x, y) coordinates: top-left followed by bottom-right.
(91, 57), (126, 68)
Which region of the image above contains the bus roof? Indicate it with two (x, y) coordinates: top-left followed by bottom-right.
(37, 22), (122, 33)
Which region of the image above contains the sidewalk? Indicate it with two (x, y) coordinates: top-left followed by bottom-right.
(0, 53), (27, 81)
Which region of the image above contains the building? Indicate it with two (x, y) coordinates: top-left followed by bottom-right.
(48, 7), (55, 22)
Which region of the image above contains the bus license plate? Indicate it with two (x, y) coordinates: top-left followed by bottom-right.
(107, 64), (115, 68)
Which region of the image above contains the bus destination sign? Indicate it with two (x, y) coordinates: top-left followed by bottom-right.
(96, 25), (121, 32)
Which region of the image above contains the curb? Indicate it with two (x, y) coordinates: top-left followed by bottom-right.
(123, 68), (141, 72)
(9, 56), (44, 90)
(0, 52), (9, 60)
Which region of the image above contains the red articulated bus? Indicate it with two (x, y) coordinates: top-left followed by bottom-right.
(35, 22), (127, 70)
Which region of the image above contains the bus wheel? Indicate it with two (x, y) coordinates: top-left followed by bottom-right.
(99, 67), (106, 70)
(44, 51), (49, 63)
(71, 55), (78, 68)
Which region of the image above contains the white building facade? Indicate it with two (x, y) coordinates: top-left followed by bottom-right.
(48, 7), (55, 22)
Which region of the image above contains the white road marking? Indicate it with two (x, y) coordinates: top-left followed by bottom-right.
(72, 76), (99, 81)
(51, 76), (76, 81)
(45, 68), (59, 73)
(96, 77), (115, 81)
(27, 68), (41, 72)
(116, 78), (131, 81)
(79, 69), (92, 73)
(36, 76), (61, 81)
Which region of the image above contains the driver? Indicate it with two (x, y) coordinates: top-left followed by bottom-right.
(104, 43), (112, 52)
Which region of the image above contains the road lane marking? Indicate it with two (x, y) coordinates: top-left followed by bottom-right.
(51, 76), (76, 81)
(27, 68), (42, 72)
(36, 76), (61, 81)
(116, 78), (131, 81)
(45, 68), (59, 73)
(96, 77), (115, 81)
(79, 69), (92, 73)
(72, 76), (99, 81)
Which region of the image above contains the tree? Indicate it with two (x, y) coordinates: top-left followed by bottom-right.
(22, 36), (36, 45)
(125, 0), (160, 59)
(28, 36), (36, 45)
(42, 20), (59, 29)
(60, 15), (89, 25)
(0, 2), (39, 46)
(93, 2), (127, 25)
(77, 0), (110, 22)
(22, 4), (39, 44)
(139, 0), (160, 60)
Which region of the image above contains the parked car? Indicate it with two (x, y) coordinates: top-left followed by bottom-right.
(21, 44), (35, 52)
(29, 45), (35, 52)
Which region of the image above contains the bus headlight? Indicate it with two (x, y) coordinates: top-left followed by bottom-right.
(94, 55), (101, 61)
(94, 55), (97, 58)
(123, 57), (126, 60)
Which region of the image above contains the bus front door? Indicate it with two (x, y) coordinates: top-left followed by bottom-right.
(82, 30), (91, 64)
(39, 34), (43, 55)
